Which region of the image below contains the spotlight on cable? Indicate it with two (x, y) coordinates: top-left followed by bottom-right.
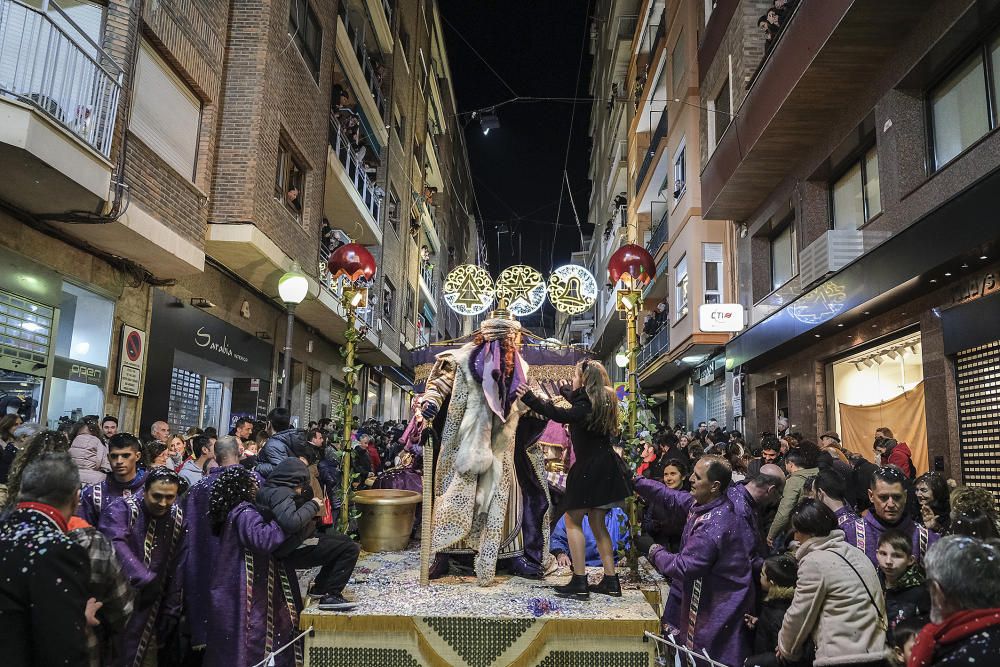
(480, 109), (500, 135)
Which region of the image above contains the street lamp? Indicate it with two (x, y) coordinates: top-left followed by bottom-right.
(277, 262), (309, 408)
(607, 243), (656, 579)
(327, 242), (377, 532)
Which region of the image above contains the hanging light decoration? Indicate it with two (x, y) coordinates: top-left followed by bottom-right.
(607, 244), (656, 286)
(327, 243), (378, 283)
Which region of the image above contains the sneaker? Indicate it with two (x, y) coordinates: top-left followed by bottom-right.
(317, 593), (357, 611)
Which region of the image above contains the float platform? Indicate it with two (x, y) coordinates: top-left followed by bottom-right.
(301, 546), (662, 667)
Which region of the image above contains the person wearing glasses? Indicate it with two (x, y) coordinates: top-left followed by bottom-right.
(845, 465), (940, 570)
(100, 468), (189, 667)
(77, 433), (147, 528)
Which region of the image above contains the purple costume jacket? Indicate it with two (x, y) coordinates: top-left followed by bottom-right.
(100, 495), (187, 667)
(834, 504), (859, 529)
(77, 470), (147, 527)
(182, 464), (260, 648)
(844, 511), (939, 568)
(636, 479), (754, 667)
(204, 501), (296, 667)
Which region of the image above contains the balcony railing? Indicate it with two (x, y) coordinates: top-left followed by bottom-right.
(419, 262), (439, 301)
(646, 211), (669, 256)
(339, 2), (388, 120)
(0, 0), (123, 157)
(381, 0), (392, 27)
(636, 108), (668, 192)
(637, 325), (670, 371)
(329, 113), (382, 223)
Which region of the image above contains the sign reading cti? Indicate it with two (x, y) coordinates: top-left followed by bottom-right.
(699, 304), (746, 333)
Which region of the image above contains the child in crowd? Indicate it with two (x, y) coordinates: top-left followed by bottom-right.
(888, 615), (926, 667)
(744, 554), (812, 667)
(876, 529), (932, 631)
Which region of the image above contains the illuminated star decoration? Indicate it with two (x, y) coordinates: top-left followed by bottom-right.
(495, 265), (546, 317)
(443, 264), (495, 315)
(548, 265), (598, 315)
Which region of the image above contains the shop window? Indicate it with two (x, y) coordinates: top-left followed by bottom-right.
(770, 222), (796, 291)
(289, 0), (322, 82)
(703, 243), (723, 305)
(275, 141), (306, 221)
(47, 283), (114, 429)
(671, 31), (686, 96)
(674, 254), (689, 318)
(832, 146), (881, 229)
(0, 289), (52, 424)
(929, 35), (1000, 169)
(130, 40), (201, 181)
(169, 367), (202, 433)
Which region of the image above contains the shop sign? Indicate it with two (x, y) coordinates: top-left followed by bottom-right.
(699, 304), (745, 332)
(698, 360), (719, 387)
(54, 355), (106, 387)
(116, 324), (146, 397)
(732, 374), (743, 418)
(951, 269), (999, 306)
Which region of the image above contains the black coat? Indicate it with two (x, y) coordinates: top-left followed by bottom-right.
(255, 458), (317, 557)
(521, 386), (630, 513)
(929, 624), (1000, 666)
(746, 589), (814, 667)
(0, 506), (91, 667)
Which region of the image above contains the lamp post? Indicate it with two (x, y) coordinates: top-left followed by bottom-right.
(607, 243), (656, 579)
(327, 243), (377, 533)
(277, 262), (309, 409)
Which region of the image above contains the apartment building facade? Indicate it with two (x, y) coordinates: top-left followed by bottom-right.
(586, 0), (738, 424)
(0, 0), (476, 435)
(702, 0), (1000, 482)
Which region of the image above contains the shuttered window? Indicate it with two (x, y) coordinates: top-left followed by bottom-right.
(130, 41), (201, 180)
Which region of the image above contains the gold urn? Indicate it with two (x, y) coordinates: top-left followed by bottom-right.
(354, 489), (422, 552)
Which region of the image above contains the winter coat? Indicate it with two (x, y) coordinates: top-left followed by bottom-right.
(745, 586), (814, 667)
(909, 608), (1000, 667)
(178, 458), (206, 488)
(885, 565), (931, 630)
(69, 434), (111, 486)
(256, 428), (304, 478)
(767, 466), (819, 541)
(0, 440), (16, 483)
(255, 458), (318, 557)
(778, 530), (887, 665)
(885, 440), (914, 478)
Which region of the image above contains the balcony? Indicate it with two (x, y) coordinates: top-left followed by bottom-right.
(418, 261), (438, 310)
(635, 108), (668, 194)
(325, 114), (382, 246)
(337, 5), (389, 126)
(0, 0), (122, 215)
(700, 0), (933, 221)
(646, 210), (669, 261)
(412, 191), (441, 252)
(637, 324), (670, 371)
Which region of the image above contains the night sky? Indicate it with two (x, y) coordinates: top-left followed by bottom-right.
(439, 0), (595, 333)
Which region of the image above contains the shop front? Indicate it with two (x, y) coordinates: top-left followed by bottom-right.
(141, 289), (274, 436)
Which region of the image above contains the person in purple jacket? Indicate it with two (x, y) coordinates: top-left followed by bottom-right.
(181, 435), (258, 652)
(99, 467), (188, 667)
(845, 465), (939, 568)
(203, 466), (295, 667)
(77, 433), (146, 527)
(643, 456), (754, 667)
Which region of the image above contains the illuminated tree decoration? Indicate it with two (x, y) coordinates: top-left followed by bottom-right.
(443, 264), (496, 315)
(548, 264), (597, 315)
(495, 265), (547, 316)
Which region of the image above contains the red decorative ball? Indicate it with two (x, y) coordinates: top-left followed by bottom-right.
(607, 244), (656, 286)
(327, 243), (378, 282)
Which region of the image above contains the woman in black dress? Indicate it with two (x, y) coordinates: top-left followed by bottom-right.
(516, 359), (631, 600)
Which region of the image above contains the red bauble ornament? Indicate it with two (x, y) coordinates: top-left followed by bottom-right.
(607, 244), (656, 286)
(327, 243), (378, 282)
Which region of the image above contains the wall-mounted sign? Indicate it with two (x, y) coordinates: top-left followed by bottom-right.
(951, 268), (998, 306)
(698, 360), (719, 387)
(732, 374), (743, 418)
(699, 304), (746, 332)
(115, 324), (146, 396)
(54, 355), (106, 387)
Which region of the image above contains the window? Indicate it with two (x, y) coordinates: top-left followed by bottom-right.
(713, 78), (731, 140)
(383, 279), (396, 327)
(673, 141), (687, 199)
(675, 255), (689, 318)
(671, 31), (686, 96)
(130, 41), (201, 180)
(703, 243), (723, 304)
(770, 223), (796, 291)
(405, 284), (415, 323)
(288, 0), (321, 81)
(400, 28), (411, 66)
(388, 186), (401, 234)
(930, 37), (1000, 168)
(393, 106), (406, 144)
(275, 141), (305, 221)
(418, 49), (430, 93)
(832, 146), (881, 229)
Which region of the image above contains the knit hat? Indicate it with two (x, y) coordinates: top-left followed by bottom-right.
(820, 431), (841, 443)
(763, 554), (798, 588)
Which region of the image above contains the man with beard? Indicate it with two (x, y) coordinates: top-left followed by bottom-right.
(100, 468), (188, 667)
(77, 433), (146, 527)
(846, 465), (939, 568)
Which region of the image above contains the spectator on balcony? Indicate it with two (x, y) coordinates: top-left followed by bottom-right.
(758, 16), (779, 59)
(285, 186), (301, 212)
(773, 0), (799, 22)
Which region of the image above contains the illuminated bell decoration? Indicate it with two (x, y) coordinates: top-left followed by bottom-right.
(327, 243), (377, 283)
(443, 264), (495, 315)
(548, 264), (597, 315)
(607, 244), (656, 286)
(495, 265), (547, 317)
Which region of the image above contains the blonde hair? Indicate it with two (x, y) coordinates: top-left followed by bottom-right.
(579, 360), (619, 437)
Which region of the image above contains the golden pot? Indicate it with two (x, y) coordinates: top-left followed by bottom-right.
(354, 489), (422, 552)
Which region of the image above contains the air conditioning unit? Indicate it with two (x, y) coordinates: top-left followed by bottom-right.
(798, 229), (893, 288)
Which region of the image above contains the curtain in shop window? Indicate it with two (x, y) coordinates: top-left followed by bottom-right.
(839, 381), (928, 475)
